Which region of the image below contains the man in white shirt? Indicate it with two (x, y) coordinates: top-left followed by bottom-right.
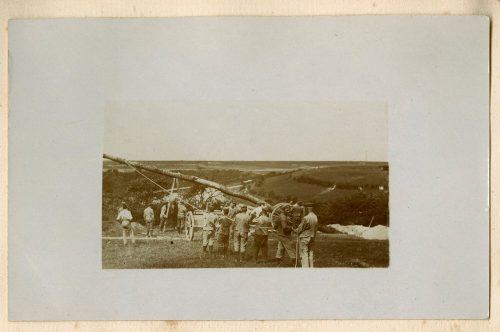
(250, 202), (266, 221)
(202, 206), (218, 256)
(116, 203), (135, 245)
(159, 203), (168, 232)
(295, 203), (319, 268)
(143, 203), (155, 238)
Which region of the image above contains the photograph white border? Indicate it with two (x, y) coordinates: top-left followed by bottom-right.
(1, 1), (498, 331)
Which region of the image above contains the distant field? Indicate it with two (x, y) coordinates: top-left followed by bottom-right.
(294, 165), (388, 186)
(250, 164), (388, 203)
(103, 160), (387, 173)
(253, 173), (361, 202)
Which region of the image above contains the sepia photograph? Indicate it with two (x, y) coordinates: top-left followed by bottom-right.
(102, 102), (389, 268)
(7, 16), (489, 320)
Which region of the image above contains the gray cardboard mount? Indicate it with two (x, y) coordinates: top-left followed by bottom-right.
(8, 16), (489, 320)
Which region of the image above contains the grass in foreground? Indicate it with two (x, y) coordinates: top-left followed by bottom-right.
(102, 231), (389, 269)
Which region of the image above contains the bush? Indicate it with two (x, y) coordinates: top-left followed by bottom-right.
(314, 191), (389, 226)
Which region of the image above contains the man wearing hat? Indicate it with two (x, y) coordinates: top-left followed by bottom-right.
(250, 202), (266, 221)
(233, 205), (251, 263)
(295, 203), (319, 268)
(176, 200), (188, 234)
(202, 205), (218, 256)
(159, 202), (168, 233)
(116, 202), (135, 245)
(215, 207), (233, 258)
(227, 202), (238, 219)
(251, 207), (272, 262)
(274, 205), (296, 263)
(143, 202), (155, 238)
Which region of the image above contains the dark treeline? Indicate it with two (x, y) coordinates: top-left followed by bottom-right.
(292, 174), (386, 190)
(248, 186), (389, 227)
(103, 168), (389, 228)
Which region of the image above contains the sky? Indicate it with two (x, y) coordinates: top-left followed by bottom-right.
(104, 101), (387, 161)
(92, 17), (390, 161)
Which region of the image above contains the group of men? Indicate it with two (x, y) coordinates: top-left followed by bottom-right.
(116, 199), (319, 267)
(272, 202), (319, 268)
(159, 200), (188, 234)
(199, 203), (271, 263)
(117, 199), (188, 243)
(199, 201), (319, 268)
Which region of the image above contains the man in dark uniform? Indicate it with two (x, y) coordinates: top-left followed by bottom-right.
(233, 205), (250, 263)
(215, 207), (233, 258)
(274, 205), (297, 263)
(252, 207), (272, 262)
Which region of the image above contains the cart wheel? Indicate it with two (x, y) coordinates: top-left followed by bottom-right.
(270, 202), (292, 228)
(185, 211), (195, 241)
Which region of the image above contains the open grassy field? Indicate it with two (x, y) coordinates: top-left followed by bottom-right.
(294, 164), (388, 186)
(248, 163), (388, 203)
(103, 160), (377, 172)
(253, 172), (364, 202)
(102, 230), (389, 269)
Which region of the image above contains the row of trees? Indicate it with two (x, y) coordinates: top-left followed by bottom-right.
(103, 168), (389, 227)
(313, 191), (389, 227)
(292, 174), (385, 190)
(247, 186), (389, 227)
(102, 168), (257, 222)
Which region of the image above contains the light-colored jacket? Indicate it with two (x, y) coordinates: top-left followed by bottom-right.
(234, 212), (250, 234)
(143, 206), (155, 222)
(203, 212), (218, 231)
(117, 209), (133, 222)
(297, 212), (318, 239)
(253, 215), (271, 236)
(160, 205), (167, 219)
(177, 204), (187, 218)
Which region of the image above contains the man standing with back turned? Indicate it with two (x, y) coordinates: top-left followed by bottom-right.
(202, 205), (218, 257)
(233, 205), (250, 263)
(295, 203), (319, 268)
(215, 207), (233, 258)
(177, 200), (188, 234)
(252, 207), (272, 262)
(143, 202), (155, 238)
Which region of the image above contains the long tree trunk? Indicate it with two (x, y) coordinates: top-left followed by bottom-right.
(103, 153), (268, 206)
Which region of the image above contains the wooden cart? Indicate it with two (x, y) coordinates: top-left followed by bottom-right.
(184, 209), (223, 241)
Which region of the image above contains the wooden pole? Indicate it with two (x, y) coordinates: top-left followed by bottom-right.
(368, 215), (375, 228)
(163, 179), (176, 232)
(103, 153), (270, 207)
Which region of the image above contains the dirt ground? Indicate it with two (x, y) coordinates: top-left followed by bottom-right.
(102, 225), (389, 269)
